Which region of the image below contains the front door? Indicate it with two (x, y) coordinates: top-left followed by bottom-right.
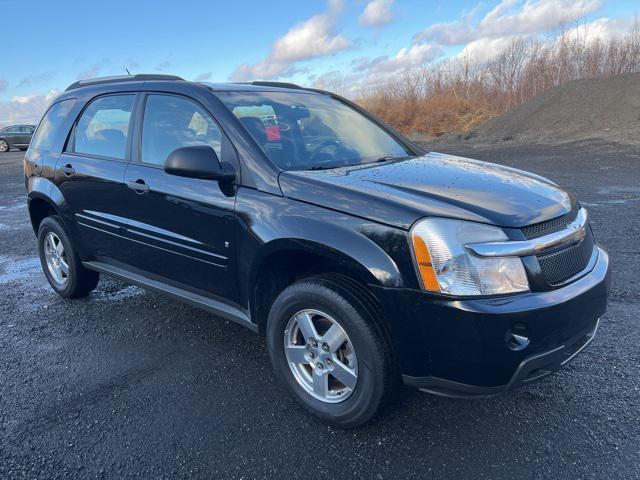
(19, 126), (35, 147)
(55, 94), (137, 263)
(123, 93), (238, 302)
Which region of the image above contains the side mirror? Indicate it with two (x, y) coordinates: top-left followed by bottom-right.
(164, 145), (235, 182)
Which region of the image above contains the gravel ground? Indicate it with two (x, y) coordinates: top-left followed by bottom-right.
(0, 142), (638, 479)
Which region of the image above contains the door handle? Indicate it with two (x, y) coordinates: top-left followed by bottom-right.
(61, 164), (75, 176)
(127, 179), (149, 194)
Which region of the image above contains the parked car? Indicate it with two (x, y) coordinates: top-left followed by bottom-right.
(24, 74), (610, 427)
(0, 124), (36, 152)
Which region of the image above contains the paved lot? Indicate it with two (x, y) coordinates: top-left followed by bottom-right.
(1, 142), (638, 479)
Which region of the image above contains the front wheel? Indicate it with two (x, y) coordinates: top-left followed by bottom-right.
(267, 276), (395, 427)
(0, 140), (9, 152)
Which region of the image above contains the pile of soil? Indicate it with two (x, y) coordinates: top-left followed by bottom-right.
(440, 73), (640, 147)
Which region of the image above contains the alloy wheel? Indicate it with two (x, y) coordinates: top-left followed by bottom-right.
(284, 309), (358, 403)
(43, 231), (69, 286)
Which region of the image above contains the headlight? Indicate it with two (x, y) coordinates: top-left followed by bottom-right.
(411, 218), (529, 296)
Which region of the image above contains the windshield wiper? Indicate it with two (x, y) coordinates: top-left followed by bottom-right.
(309, 164), (342, 170)
(373, 155), (415, 163)
(308, 155), (415, 171)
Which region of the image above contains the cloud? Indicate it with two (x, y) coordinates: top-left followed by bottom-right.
(0, 90), (60, 126)
(321, 43), (443, 96)
(77, 60), (110, 80)
(457, 35), (522, 62)
(559, 17), (634, 44)
(455, 13), (630, 63)
(155, 61), (172, 72)
(17, 73), (53, 88)
(414, 0), (602, 45)
(356, 43), (443, 76)
(359, 0), (395, 28)
(230, 0), (350, 81)
(0, 78), (7, 93)
(194, 72), (212, 82)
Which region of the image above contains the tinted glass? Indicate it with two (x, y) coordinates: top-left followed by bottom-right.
(31, 99), (76, 151)
(141, 94), (222, 166)
(216, 91), (410, 170)
(74, 95), (134, 159)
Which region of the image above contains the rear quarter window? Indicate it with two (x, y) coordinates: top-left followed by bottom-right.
(31, 99), (77, 152)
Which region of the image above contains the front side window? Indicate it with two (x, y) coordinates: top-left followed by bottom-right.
(73, 95), (134, 160)
(31, 99), (77, 152)
(216, 91), (410, 170)
(141, 94), (222, 167)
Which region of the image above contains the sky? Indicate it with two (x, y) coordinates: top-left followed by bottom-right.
(0, 0), (638, 124)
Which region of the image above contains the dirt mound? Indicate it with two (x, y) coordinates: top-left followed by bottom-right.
(445, 74), (640, 146)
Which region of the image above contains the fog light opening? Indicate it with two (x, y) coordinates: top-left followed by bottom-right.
(506, 323), (531, 351)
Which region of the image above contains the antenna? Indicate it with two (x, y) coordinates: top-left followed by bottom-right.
(125, 67), (131, 76)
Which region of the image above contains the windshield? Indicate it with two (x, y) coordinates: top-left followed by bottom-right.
(216, 91), (411, 170)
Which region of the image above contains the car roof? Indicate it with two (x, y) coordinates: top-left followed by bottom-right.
(64, 75), (314, 95)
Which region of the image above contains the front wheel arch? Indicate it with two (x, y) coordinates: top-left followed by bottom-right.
(249, 240), (392, 334)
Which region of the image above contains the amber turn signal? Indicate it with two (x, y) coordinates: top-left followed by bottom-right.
(411, 234), (440, 292)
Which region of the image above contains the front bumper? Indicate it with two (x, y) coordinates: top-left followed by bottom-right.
(370, 247), (611, 398)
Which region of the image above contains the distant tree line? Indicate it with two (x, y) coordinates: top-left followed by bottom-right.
(355, 20), (640, 138)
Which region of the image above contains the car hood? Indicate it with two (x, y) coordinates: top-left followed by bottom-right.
(278, 152), (575, 230)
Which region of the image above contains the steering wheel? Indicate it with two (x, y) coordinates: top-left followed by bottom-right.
(309, 140), (343, 165)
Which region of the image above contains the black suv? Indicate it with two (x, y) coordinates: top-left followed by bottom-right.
(1, 124), (36, 152)
(24, 74), (610, 426)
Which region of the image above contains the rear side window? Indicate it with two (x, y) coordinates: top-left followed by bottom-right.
(141, 94), (222, 166)
(73, 95), (135, 160)
(31, 99), (76, 151)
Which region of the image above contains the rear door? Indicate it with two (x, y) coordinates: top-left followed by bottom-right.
(55, 93), (138, 262)
(122, 93), (238, 301)
(2, 127), (20, 145)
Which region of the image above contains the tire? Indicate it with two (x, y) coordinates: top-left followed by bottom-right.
(37, 215), (99, 298)
(0, 140), (9, 152)
(266, 275), (396, 427)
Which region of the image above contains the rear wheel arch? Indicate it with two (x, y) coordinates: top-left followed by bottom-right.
(28, 195), (61, 234)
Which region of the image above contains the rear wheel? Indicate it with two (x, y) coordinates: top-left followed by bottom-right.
(267, 276), (395, 427)
(0, 140), (9, 152)
(37, 216), (99, 298)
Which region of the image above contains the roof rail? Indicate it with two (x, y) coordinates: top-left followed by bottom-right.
(250, 81), (303, 90)
(65, 74), (185, 92)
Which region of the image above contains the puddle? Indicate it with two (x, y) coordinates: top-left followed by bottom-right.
(0, 256), (44, 285)
(0, 201), (27, 211)
(93, 284), (144, 302)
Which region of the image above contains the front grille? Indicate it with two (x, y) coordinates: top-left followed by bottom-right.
(536, 228), (594, 285)
(522, 209), (578, 239)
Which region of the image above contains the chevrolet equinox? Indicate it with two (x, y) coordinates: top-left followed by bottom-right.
(24, 74), (610, 427)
